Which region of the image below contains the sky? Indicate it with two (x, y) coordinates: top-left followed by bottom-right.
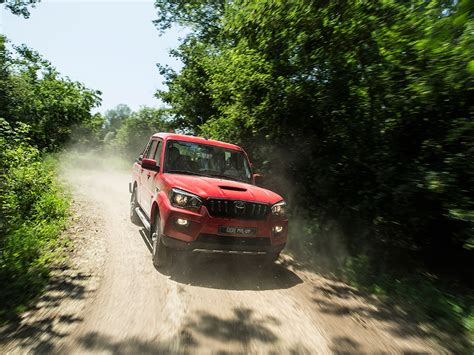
(0, 0), (186, 113)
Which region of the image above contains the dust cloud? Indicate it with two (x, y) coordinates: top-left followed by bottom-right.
(0, 145), (438, 352)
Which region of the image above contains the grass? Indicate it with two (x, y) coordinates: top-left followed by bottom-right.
(0, 156), (71, 323)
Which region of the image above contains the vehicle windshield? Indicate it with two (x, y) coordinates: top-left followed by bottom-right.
(164, 140), (252, 183)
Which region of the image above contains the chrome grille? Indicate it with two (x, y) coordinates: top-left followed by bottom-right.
(204, 199), (269, 220)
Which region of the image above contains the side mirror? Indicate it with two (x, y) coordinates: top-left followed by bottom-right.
(253, 173), (264, 186)
(137, 154), (143, 162)
(141, 158), (160, 171)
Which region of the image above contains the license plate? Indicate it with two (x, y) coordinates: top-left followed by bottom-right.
(219, 226), (257, 236)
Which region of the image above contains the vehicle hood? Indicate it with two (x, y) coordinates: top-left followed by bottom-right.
(161, 174), (283, 204)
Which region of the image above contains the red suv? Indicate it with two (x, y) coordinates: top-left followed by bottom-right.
(129, 133), (288, 268)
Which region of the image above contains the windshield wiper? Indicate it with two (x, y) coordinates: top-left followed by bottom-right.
(168, 169), (249, 183)
(167, 169), (209, 177)
(207, 173), (249, 183)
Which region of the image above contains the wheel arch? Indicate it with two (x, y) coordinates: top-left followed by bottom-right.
(150, 201), (160, 228)
(151, 190), (168, 232)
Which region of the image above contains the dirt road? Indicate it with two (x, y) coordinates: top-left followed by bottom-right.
(0, 167), (443, 354)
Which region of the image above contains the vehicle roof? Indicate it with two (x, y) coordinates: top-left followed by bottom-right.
(152, 132), (242, 151)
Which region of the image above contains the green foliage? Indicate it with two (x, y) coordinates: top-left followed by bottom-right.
(109, 106), (175, 161)
(156, 38), (219, 132)
(0, 119), (69, 321)
(156, 0), (473, 254)
(69, 112), (107, 149)
(0, 37), (102, 151)
(1, 0), (40, 18)
(156, 0), (473, 349)
(154, 0), (224, 39)
(0, 32), (94, 321)
(104, 104), (132, 133)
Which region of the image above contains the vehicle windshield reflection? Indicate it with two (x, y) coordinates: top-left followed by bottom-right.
(165, 140), (252, 183)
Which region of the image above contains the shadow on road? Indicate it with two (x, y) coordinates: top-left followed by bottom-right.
(329, 336), (361, 354)
(76, 331), (185, 354)
(312, 280), (472, 353)
(75, 308), (282, 353)
(139, 228), (302, 291)
(164, 254), (303, 291)
(184, 307), (278, 347)
(0, 271), (90, 353)
(313, 282), (428, 337)
(139, 228), (153, 253)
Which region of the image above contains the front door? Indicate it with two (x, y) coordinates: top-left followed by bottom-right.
(141, 139), (162, 217)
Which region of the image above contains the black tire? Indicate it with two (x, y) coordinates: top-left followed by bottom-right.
(130, 188), (140, 225)
(151, 214), (172, 268)
(259, 252), (280, 268)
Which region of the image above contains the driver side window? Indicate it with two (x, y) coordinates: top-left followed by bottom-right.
(153, 141), (162, 166)
(146, 140), (158, 159)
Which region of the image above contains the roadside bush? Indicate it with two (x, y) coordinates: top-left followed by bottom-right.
(0, 32), (97, 321)
(0, 119), (69, 321)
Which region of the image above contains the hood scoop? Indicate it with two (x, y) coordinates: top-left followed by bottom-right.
(219, 185), (247, 192)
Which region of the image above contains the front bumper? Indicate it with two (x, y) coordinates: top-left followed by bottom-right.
(162, 234), (285, 254)
(158, 196), (288, 254)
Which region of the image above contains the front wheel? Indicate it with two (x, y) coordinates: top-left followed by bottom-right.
(259, 252), (280, 268)
(151, 214), (172, 268)
(130, 188), (140, 225)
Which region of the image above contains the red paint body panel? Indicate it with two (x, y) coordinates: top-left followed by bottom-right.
(131, 133), (288, 250)
(160, 174), (282, 204)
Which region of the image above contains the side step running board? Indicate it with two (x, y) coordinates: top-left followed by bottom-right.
(135, 207), (151, 231)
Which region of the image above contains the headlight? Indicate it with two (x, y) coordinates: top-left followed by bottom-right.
(271, 200), (287, 217)
(169, 188), (202, 210)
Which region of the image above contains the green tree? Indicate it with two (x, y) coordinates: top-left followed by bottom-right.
(154, 3), (474, 347)
(0, 35), (11, 121)
(104, 104), (132, 134)
(155, 0), (473, 256)
(154, 0), (225, 40)
(111, 106), (175, 160)
(0, 7), (101, 321)
(2, 43), (101, 150)
(1, 0), (40, 18)
(156, 38), (218, 132)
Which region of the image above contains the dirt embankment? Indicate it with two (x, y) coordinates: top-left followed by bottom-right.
(0, 166), (443, 354)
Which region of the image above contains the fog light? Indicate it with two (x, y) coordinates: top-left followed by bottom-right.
(176, 218), (190, 227)
(273, 225), (284, 233)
